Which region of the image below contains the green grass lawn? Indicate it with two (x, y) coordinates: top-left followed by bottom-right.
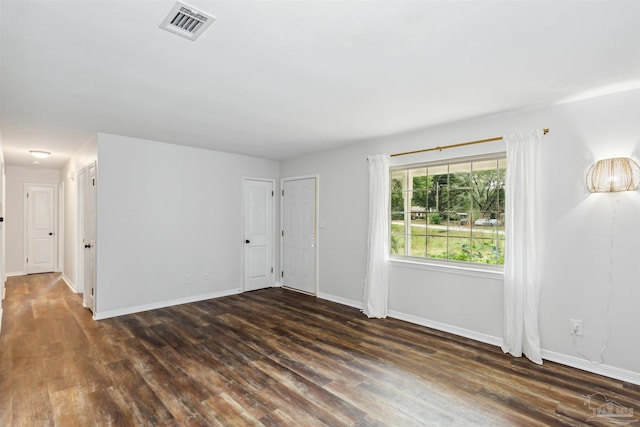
(391, 222), (504, 264)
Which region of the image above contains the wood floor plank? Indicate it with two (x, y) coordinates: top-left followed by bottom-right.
(2, 273), (639, 426)
(105, 359), (174, 425)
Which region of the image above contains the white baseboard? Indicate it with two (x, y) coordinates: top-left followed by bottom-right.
(61, 274), (78, 293)
(317, 292), (500, 347)
(6, 271), (25, 277)
(388, 309), (504, 347)
(317, 292), (363, 310)
(93, 288), (242, 320)
(316, 292), (640, 386)
(541, 349), (640, 385)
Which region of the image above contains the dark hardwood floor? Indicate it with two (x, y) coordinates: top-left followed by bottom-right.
(1, 273), (638, 426)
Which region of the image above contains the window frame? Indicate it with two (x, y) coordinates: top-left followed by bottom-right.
(389, 152), (507, 273)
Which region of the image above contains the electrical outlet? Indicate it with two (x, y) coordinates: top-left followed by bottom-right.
(569, 319), (583, 336)
(185, 274), (191, 285)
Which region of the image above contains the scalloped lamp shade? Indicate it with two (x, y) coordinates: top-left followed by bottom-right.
(585, 157), (640, 193)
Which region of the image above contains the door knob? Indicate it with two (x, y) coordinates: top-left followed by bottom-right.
(245, 239), (250, 244)
(85, 244), (91, 249)
(49, 232), (53, 236)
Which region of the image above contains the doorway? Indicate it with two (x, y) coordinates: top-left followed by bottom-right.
(25, 184), (57, 274)
(281, 176), (317, 295)
(243, 178), (275, 292)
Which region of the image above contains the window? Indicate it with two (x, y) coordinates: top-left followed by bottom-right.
(390, 154), (506, 265)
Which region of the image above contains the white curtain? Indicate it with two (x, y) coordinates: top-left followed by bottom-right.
(363, 154), (390, 318)
(501, 129), (545, 364)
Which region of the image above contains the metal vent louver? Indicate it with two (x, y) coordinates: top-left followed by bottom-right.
(159, 2), (215, 41)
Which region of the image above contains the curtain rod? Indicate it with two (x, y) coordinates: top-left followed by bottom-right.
(390, 128), (550, 158)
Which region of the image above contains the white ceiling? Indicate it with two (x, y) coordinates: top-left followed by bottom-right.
(1, 0), (639, 168)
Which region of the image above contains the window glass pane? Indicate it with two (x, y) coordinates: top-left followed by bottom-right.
(410, 214), (427, 228)
(409, 233), (426, 257)
(472, 237), (503, 264)
(448, 217), (471, 239)
(426, 210), (443, 226)
(447, 237), (471, 262)
(391, 169), (407, 182)
(426, 236), (447, 260)
(428, 164), (448, 176)
(391, 172), (406, 218)
(390, 223), (406, 255)
(496, 238), (505, 264)
(497, 160), (506, 212)
(411, 189), (427, 219)
(390, 154), (505, 265)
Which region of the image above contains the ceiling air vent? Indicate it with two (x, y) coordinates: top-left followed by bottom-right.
(159, 1), (215, 41)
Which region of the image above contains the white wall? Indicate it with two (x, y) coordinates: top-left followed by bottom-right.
(0, 129), (5, 330)
(60, 136), (98, 291)
(280, 89), (640, 383)
(5, 166), (60, 275)
(94, 133), (279, 318)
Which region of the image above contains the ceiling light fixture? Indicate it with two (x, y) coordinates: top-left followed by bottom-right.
(29, 150), (51, 159)
(585, 157), (640, 192)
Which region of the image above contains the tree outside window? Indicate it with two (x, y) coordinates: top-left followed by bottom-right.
(390, 156), (506, 265)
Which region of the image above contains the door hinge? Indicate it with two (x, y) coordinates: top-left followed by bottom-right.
(91, 288), (94, 296)
(281, 230), (284, 237)
(26, 193), (29, 198)
(271, 267), (274, 273)
(272, 191), (274, 197)
(281, 271), (284, 278)
(281, 190), (284, 196)
(92, 178), (95, 186)
(26, 258), (28, 263)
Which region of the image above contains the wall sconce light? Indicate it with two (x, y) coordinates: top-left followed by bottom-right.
(586, 157), (640, 193)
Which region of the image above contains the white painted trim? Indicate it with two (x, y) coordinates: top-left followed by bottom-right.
(0, 308), (3, 333)
(388, 309), (504, 347)
(61, 274), (78, 293)
(58, 182), (64, 273)
(6, 271), (25, 277)
(85, 161), (97, 313)
(319, 293), (640, 386)
(93, 288), (242, 320)
(317, 292), (362, 310)
(390, 308), (640, 385)
(541, 349), (640, 386)
(76, 167), (87, 294)
(280, 174), (320, 296)
(390, 258), (504, 280)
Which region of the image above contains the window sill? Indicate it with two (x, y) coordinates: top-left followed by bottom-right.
(389, 257), (504, 280)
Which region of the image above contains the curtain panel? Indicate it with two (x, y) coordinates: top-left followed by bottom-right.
(501, 129), (545, 364)
(363, 154), (390, 318)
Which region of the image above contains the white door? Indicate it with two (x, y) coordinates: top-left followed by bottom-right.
(84, 163), (97, 312)
(243, 179), (274, 292)
(26, 185), (56, 274)
(282, 177), (316, 294)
